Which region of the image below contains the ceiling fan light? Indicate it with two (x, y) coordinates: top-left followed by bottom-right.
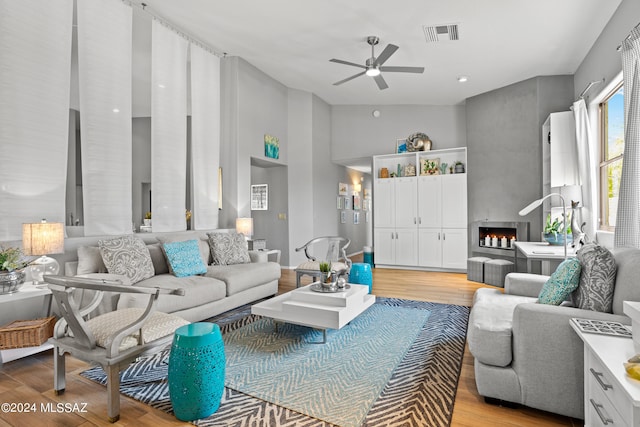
(366, 67), (381, 77)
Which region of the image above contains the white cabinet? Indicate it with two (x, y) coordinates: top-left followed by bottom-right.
(373, 148), (468, 271)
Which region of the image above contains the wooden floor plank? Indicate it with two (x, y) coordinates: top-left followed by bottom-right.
(0, 263), (579, 426)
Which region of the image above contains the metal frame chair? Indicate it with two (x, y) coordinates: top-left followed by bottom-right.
(44, 275), (187, 423)
(294, 236), (352, 287)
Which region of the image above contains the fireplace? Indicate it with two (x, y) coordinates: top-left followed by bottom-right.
(471, 221), (530, 256)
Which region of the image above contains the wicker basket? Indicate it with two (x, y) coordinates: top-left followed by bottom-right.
(0, 316), (56, 350)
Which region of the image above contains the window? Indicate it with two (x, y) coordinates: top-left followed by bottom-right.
(598, 83), (624, 230)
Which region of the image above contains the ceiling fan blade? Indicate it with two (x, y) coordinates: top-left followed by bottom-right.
(333, 71), (366, 86)
(379, 66), (425, 74)
(374, 74), (388, 90)
(374, 44), (399, 66)
(330, 58), (366, 69)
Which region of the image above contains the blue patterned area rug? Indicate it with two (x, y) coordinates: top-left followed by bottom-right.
(80, 298), (470, 427)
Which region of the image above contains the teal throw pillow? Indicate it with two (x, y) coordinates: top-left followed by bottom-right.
(538, 258), (582, 305)
(162, 239), (207, 278)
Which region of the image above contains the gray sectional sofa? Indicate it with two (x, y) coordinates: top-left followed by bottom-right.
(52, 230), (280, 322)
(467, 246), (640, 419)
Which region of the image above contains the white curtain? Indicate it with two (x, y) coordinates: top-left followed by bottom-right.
(572, 99), (597, 241)
(615, 26), (640, 248)
(0, 0), (73, 241)
(151, 20), (188, 232)
(190, 44), (221, 230)
(77, 0), (133, 236)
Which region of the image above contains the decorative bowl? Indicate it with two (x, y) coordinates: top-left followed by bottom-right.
(0, 270), (26, 294)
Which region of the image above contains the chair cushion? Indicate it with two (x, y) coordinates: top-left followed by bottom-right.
(538, 258), (581, 305)
(571, 243), (617, 313)
(467, 288), (537, 367)
(206, 262), (281, 296)
(296, 261), (349, 272)
(77, 246), (107, 274)
(98, 235), (155, 284)
(207, 232), (251, 265)
(85, 307), (189, 352)
(162, 240), (207, 277)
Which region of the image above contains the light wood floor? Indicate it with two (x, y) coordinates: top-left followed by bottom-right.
(0, 264), (582, 427)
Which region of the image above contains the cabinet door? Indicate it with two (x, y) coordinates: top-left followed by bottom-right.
(418, 228), (442, 268)
(373, 228), (395, 265)
(395, 229), (418, 266)
(417, 175), (441, 228)
(374, 179), (395, 228)
(441, 174), (467, 228)
(394, 177), (418, 228)
(441, 228), (468, 269)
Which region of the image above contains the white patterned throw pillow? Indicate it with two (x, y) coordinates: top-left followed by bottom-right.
(571, 243), (617, 312)
(98, 235), (155, 284)
(207, 232), (251, 265)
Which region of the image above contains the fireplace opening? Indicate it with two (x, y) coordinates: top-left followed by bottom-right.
(472, 221), (530, 256)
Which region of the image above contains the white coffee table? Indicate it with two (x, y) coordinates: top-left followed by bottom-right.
(251, 283), (375, 343)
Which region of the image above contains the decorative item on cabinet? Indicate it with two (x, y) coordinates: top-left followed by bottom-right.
(420, 158), (440, 175)
(439, 162), (448, 175)
(379, 168), (389, 178)
(454, 161), (465, 173)
(406, 132), (432, 152)
(405, 163), (416, 177)
(396, 139), (407, 154)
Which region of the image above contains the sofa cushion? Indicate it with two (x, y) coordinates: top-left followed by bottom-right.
(207, 232), (251, 265)
(117, 274), (226, 314)
(538, 258), (581, 305)
(77, 246), (107, 274)
(612, 248), (640, 315)
(571, 243), (617, 313)
(162, 239), (207, 277)
(467, 288), (538, 367)
(146, 243), (169, 275)
(98, 235), (155, 284)
(206, 262), (281, 296)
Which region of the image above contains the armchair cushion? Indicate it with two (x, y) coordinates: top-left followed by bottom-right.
(571, 243), (617, 313)
(467, 288), (537, 367)
(538, 258), (581, 305)
(86, 307), (189, 352)
(98, 235), (155, 284)
(207, 232), (251, 265)
(162, 240), (207, 277)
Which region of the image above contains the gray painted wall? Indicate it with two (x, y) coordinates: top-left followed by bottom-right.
(466, 75), (575, 263)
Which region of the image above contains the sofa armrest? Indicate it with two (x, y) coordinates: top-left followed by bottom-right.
(512, 303), (629, 418)
(504, 273), (549, 297)
(249, 251), (268, 263)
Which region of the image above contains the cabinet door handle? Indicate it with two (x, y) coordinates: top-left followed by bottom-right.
(590, 399), (613, 425)
(590, 368), (613, 390)
(443, 233), (446, 240)
(414, 217), (416, 224)
(438, 233), (440, 240)
(391, 232), (394, 239)
(396, 232), (399, 239)
(418, 217), (422, 224)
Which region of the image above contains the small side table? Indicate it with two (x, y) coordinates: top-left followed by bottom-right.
(0, 282), (53, 365)
(168, 323), (225, 421)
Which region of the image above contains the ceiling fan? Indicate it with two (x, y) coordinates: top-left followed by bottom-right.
(330, 36), (424, 90)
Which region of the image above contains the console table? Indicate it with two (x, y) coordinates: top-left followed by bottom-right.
(513, 241), (576, 275)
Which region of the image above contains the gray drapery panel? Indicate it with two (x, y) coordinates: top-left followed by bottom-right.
(615, 26), (640, 248)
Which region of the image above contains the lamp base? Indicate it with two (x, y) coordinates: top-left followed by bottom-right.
(29, 255), (60, 285)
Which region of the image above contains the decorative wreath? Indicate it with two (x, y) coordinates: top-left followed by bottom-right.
(406, 132), (432, 152)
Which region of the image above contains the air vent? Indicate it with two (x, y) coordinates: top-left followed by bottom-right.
(423, 23), (460, 43)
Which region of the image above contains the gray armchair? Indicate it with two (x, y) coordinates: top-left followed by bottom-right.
(467, 248), (640, 419)
(294, 236), (351, 287)
(44, 275), (189, 422)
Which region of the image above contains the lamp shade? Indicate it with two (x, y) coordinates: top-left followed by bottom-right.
(22, 220), (64, 256)
(235, 217), (253, 238)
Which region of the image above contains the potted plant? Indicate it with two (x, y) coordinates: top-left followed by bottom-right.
(0, 245), (29, 294)
(454, 161), (465, 173)
(144, 211), (152, 226)
(319, 261), (332, 284)
(543, 213), (572, 246)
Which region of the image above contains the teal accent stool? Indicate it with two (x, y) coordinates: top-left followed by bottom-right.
(350, 263), (372, 293)
(168, 323), (225, 421)
(363, 246), (374, 267)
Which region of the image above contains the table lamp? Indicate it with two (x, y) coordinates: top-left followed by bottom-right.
(518, 193), (567, 259)
(235, 217), (253, 248)
(22, 219), (64, 284)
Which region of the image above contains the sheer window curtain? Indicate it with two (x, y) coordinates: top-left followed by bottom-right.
(77, 0), (133, 236)
(615, 26), (640, 248)
(190, 44), (221, 230)
(572, 98), (597, 241)
(0, 0), (73, 241)
(151, 20), (188, 232)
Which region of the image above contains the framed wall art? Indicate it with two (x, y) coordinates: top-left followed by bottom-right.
(338, 182), (348, 196)
(250, 184), (268, 210)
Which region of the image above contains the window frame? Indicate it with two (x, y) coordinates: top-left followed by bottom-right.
(598, 81), (624, 231)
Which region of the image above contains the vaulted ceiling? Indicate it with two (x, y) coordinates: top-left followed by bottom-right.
(134, 0), (621, 108)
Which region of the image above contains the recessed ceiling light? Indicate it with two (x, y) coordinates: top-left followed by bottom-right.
(112, 108), (120, 113)
(457, 76), (468, 83)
